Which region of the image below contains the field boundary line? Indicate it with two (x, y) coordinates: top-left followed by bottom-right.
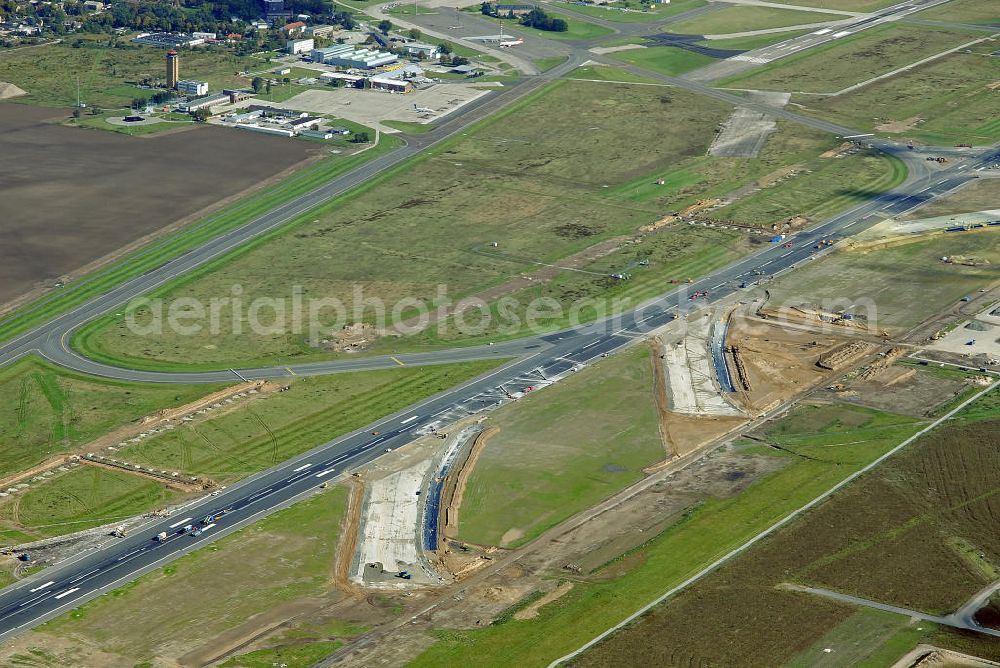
(828, 34), (998, 97)
(549, 378), (1000, 667)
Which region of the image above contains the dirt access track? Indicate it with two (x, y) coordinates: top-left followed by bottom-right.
(0, 103), (318, 311)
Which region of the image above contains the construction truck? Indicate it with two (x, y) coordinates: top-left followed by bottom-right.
(202, 509), (229, 525)
(155, 532), (168, 542)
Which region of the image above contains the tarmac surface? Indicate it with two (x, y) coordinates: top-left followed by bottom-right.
(0, 0), (996, 642)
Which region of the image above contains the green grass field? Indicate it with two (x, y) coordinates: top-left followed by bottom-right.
(124, 361), (500, 481)
(573, 395), (1000, 666)
(221, 642), (344, 668)
(568, 64), (660, 83)
(710, 150), (907, 226)
(791, 41), (1000, 144)
(553, 0), (707, 23)
(75, 75), (902, 371)
(73, 79), (741, 370)
(765, 229), (1000, 333)
(0, 467), (183, 542)
(765, 0), (900, 10)
(411, 401), (926, 666)
(40, 486), (351, 664)
(0, 357), (220, 479)
(457, 347), (664, 547)
(478, 11), (614, 40)
(912, 0), (1000, 24)
(609, 45), (718, 76)
(718, 24), (981, 93)
(669, 5), (844, 34)
(65, 112), (197, 137)
(0, 37), (256, 108)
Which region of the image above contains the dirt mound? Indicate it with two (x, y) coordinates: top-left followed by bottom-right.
(966, 320), (991, 331)
(0, 82), (27, 99)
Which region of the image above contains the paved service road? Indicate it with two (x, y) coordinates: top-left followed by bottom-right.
(0, 148), (990, 637)
(29, 145), (1000, 384)
(0, 0), (997, 639)
(0, 142), (995, 639)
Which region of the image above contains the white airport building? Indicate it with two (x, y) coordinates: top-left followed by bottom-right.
(286, 37), (314, 54)
(310, 44), (397, 69)
(176, 80), (209, 96)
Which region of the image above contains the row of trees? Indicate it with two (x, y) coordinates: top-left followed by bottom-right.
(519, 8), (567, 32)
(3, 0), (359, 44)
(478, 3), (567, 32)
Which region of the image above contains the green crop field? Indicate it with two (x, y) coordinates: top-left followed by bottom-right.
(765, 229), (1000, 333)
(791, 41), (1000, 144)
(411, 401), (926, 666)
(0, 37), (256, 109)
(457, 347), (664, 548)
(718, 24), (981, 94)
(0, 467), (183, 542)
(553, 0), (707, 23)
(669, 5), (844, 35)
(124, 361), (500, 481)
(573, 396), (1000, 666)
(0, 357), (220, 479)
(39, 486), (351, 664)
(609, 46), (718, 76)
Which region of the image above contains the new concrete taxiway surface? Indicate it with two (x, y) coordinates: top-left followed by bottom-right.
(0, 0), (996, 641)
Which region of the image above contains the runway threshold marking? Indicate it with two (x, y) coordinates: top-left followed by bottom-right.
(292, 463), (312, 472)
(390, 356), (405, 366)
(400, 415), (419, 424)
(28, 582), (54, 593)
(168, 517), (193, 529)
(53, 588), (80, 600)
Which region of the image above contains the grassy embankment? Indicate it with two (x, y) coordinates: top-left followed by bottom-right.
(411, 401), (929, 665)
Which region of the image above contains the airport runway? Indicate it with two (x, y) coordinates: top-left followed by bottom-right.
(0, 142), (995, 639)
(0, 0), (996, 638)
(683, 0), (955, 82)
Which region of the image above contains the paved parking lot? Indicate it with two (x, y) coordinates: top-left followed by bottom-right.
(274, 84), (493, 131)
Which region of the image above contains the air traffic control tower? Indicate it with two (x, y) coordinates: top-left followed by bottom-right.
(166, 51), (179, 89)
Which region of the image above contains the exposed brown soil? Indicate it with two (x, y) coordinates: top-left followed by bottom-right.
(726, 314), (857, 414)
(0, 381), (272, 495)
(875, 116), (922, 133)
(647, 337), (677, 458)
(333, 475), (366, 592)
(78, 458), (203, 492)
(443, 427), (498, 541)
(514, 581), (574, 620)
(650, 412), (747, 463)
(895, 645), (1000, 668)
(0, 102), (319, 311)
